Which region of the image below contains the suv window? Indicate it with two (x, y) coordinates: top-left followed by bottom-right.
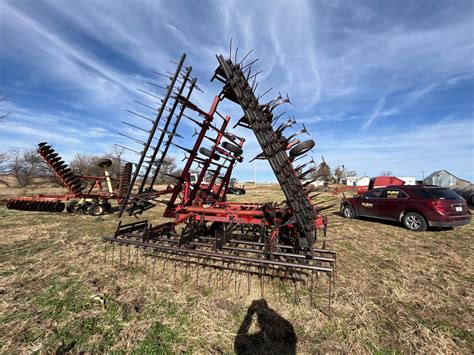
(382, 189), (408, 199)
(411, 188), (434, 199)
(429, 188), (462, 200)
(364, 189), (383, 199)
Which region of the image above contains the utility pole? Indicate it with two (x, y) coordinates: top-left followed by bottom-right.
(254, 160), (257, 186)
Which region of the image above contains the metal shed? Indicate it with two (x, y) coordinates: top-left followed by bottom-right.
(423, 170), (471, 187)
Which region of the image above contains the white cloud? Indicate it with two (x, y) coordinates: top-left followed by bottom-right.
(0, 0), (472, 182)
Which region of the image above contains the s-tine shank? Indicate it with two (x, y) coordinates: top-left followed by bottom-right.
(163, 96), (220, 217)
(147, 77), (197, 190)
(214, 55), (317, 247)
(138, 66), (194, 193)
(119, 54), (187, 218)
(186, 114), (231, 204)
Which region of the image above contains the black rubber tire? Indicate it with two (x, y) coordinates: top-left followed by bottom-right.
(97, 158), (113, 168)
(403, 212), (427, 231)
(89, 202), (104, 216)
(102, 202), (112, 213)
(56, 202), (65, 212)
(289, 140), (315, 158)
(79, 202), (91, 215)
(66, 201), (78, 213)
(235, 189), (243, 195)
(199, 147), (220, 160)
(341, 205), (355, 219)
(222, 141), (243, 156)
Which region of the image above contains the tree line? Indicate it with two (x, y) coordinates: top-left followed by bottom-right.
(0, 146), (180, 188)
(309, 162), (357, 184)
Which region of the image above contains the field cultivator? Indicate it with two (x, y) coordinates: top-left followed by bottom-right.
(103, 48), (337, 309)
(6, 142), (133, 215)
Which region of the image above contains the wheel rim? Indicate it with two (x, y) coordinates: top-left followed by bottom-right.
(343, 207), (352, 218)
(406, 215), (421, 230)
(92, 206), (103, 215)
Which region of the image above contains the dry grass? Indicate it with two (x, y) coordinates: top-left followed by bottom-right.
(0, 185), (473, 353)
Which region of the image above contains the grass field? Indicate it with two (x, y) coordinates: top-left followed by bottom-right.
(1, 185), (473, 353)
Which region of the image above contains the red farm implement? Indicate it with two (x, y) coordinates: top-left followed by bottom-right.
(7, 142), (132, 215)
(333, 176), (406, 196)
(103, 48), (337, 307)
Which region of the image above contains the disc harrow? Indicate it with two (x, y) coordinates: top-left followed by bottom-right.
(103, 47), (337, 309)
(6, 199), (65, 212)
(38, 142), (85, 194)
(7, 143), (133, 215)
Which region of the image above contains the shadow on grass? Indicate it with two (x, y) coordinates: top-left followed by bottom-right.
(234, 299), (296, 355)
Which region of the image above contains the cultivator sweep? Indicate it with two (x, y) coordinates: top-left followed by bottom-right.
(103, 47), (337, 308)
(7, 142), (132, 215)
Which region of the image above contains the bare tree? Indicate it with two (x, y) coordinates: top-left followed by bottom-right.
(153, 156), (178, 184)
(0, 151), (11, 186)
(346, 169), (357, 177)
(315, 162), (332, 183)
(380, 171), (393, 176)
(333, 165), (344, 184)
(69, 154), (104, 177)
(8, 148), (49, 187)
(59, 146), (128, 178)
(105, 148), (126, 178)
(0, 151), (9, 172)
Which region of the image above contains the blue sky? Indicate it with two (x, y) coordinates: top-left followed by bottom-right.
(0, 0), (473, 182)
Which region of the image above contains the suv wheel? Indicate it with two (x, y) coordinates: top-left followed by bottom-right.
(342, 205), (355, 219)
(403, 212), (427, 231)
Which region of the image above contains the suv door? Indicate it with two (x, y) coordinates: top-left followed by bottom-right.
(358, 188), (384, 217)
(377, 189), (409, 220)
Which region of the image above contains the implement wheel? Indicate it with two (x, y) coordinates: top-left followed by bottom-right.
(66, 201), (79, 213)
(97, 158), (113, 168)
(102, 202), (112, 213)
(289, 140), (315, 158)
(199, 147), (220, 160)
(222, 141), (243, 156)
(89, 202), (105, 216)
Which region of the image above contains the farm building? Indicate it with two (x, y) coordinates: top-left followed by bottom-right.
(398, 176), (416, 185)
(423, 170), (471, 187)
(355, 176), (370, 186)
(342, 176), (358, 186)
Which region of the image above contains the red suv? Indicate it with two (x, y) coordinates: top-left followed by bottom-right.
(340, 185), (471, 231)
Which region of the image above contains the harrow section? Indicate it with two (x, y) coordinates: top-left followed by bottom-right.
(38, 142), (84, 194)
(7, 199), (65, 212)
(103, 48), (337, 307)
(213, 55), (318, 248)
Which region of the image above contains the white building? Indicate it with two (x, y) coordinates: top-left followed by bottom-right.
(342, 177), (358, 186)
(398, 177), (416, 185)
(355, 176), (370, 186)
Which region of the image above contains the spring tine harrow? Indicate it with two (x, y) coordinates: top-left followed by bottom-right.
(101, 49), (337, 311)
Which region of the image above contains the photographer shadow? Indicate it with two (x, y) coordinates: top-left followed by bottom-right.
(234, 299), (297, 355)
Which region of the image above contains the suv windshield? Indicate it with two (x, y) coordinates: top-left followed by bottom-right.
(428, 188), (462, 200)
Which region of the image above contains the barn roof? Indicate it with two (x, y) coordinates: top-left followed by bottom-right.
(425, 170), (471, 183)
